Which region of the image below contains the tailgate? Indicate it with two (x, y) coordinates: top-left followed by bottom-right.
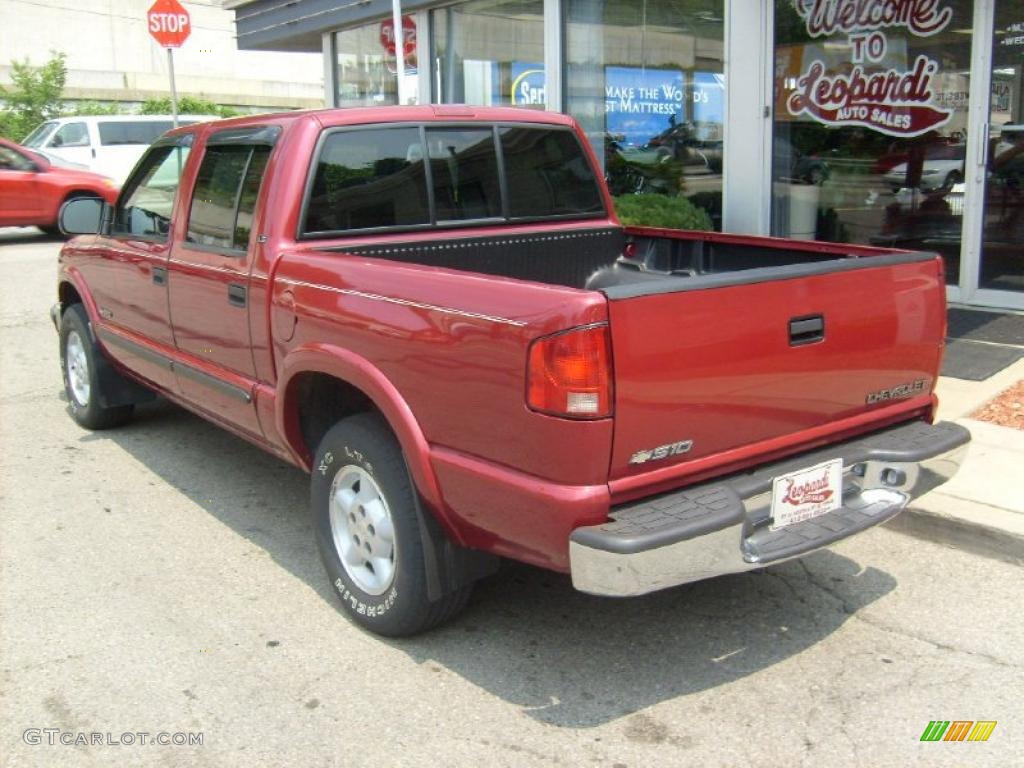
(605, 252), (945, 488)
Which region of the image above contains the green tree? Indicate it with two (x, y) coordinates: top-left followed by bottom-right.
(0, 51), (67, 141)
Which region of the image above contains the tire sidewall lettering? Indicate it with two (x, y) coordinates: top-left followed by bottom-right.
(333, 577), (398, 617)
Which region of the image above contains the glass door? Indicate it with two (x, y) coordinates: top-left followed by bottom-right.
(977, 0), (1024, 303)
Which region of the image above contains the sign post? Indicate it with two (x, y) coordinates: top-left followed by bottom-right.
(147, 0), (192, 127)
(381, 6), (416, 104)
(390, 0), (406, 104)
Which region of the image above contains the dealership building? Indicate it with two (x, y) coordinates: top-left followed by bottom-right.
(228, 0), (1023, 310)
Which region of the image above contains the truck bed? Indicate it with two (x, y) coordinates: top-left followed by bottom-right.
(320, 221), (929, 294)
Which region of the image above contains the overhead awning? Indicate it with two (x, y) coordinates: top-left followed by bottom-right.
(227, 0), (436, 52)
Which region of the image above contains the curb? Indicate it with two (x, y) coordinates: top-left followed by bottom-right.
(885, 502), (1024, 567)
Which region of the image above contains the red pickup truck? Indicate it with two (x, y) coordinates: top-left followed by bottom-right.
(53, 106), (969, 636)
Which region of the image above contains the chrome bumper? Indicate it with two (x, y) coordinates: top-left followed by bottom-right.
(570, 420), (970, 597)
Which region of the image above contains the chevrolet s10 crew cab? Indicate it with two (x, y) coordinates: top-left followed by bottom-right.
(53, 106), (970, 636)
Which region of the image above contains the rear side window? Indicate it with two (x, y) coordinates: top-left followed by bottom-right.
(99, 121), (174, 146)
(425, 128), (501, 221)
(500, 127), (604, 219)
(306, 128), (430, 232)
(187, 144), (271, 251)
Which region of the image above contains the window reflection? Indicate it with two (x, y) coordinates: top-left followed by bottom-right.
(565, 0), (725, 229)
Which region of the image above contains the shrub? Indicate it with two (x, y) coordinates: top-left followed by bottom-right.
(140, 96), (240, 119)
(69, 101), (125, 116)
(612, 193), (713, 231)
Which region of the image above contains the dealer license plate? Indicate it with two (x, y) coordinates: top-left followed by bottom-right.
(770, 458), (843, 531)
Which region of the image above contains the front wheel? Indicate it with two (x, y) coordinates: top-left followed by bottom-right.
(311, 414), (471, 636)
(59, 304), (134, 429)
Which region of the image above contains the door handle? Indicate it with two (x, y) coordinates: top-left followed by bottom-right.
(227, 283), (247, 308)
(789, 314), (824, 346)
(152, 266), (167, 286)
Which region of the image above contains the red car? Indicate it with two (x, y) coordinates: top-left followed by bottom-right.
(0, 137), (118, 235)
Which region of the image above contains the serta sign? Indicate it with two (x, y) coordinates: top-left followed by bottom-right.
(785, 0), (953, 137)
(147, 0), (191, 49)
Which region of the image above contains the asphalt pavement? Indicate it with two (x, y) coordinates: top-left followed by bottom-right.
(1, 228), (1022, 767)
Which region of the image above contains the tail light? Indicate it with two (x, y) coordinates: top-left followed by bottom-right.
(527, 324), (613, 419)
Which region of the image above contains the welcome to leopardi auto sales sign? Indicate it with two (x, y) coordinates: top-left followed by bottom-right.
(785, 0), (954, 137)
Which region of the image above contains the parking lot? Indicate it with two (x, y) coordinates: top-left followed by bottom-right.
(1, 228), (1022, 767)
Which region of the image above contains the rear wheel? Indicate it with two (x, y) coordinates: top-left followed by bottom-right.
(59, 304), (134, 429)
(311, 413), (471, 636)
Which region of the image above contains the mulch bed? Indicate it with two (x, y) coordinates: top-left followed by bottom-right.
(970, 380), (1024, 431)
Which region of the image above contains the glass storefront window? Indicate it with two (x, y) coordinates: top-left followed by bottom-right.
(565, 0), (725, 228)
(431, 0), (545, 108)
(335, 19), (421, 108)
(773, 0), (973, 287)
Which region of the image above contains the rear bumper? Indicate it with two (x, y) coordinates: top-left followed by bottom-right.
(569, 420), (970, 596)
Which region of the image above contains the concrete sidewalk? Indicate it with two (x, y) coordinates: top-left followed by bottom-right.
(886, 357), (1024, 565)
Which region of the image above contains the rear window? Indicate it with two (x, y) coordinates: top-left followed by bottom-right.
(425, 128), (502, 221)
(303, 123), (604, 236)
(306, 127), (430, 232)
(99, 121), (198, 146)
(500, 127), (604, 219)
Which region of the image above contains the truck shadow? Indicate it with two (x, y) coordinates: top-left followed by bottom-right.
(83, 398), (897, 730)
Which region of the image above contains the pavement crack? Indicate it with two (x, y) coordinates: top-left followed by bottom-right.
(849, 612), (1019, 669)
(791, 561), (1019, 669)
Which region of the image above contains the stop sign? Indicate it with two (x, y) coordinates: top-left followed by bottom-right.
(380, 16), (416, 57)
(147, 0), (191, 48)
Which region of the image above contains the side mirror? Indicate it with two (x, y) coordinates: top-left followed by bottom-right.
(59, 197), (105, 236)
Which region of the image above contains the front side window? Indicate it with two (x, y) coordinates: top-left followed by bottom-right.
(0, 146), (35, 171)
(187, 144), (271, 251)
(22, 121), (57, 148)
(500, 127), (604, 218)
(305, 127), (430, 232)
(113, 144), (191, 239)
(49, 122), (90, 148)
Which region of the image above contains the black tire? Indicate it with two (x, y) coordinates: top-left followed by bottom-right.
(943, 171), (962, 191)
(59, 304), (134, 429)
(311, 413), (471, 636)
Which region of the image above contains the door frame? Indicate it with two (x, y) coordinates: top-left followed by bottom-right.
(956, 0), (1024, 310)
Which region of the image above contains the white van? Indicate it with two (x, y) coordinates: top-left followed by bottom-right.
(21, 115), (217, 183)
